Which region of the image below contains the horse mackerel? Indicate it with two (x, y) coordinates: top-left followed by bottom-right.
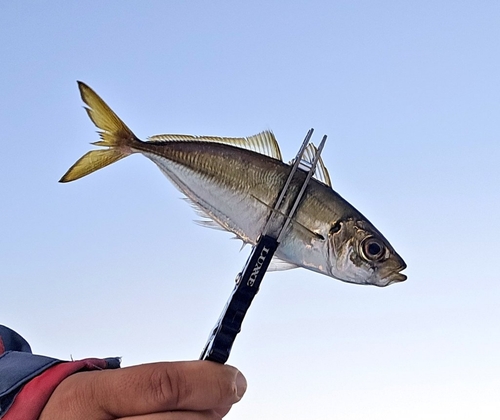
(60, 82), (407, 287)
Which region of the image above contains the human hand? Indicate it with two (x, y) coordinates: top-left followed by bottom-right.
(38, 360), (247, 420)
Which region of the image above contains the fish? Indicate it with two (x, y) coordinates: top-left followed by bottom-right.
(60, 81), (407, 287)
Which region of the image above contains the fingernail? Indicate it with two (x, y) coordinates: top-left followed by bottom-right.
(235, 371), (247, 399)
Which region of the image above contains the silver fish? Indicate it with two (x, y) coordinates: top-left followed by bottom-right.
(60, 82), (407, 287)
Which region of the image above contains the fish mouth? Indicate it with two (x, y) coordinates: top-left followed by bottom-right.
(388, 271), (407, 283)
(382, 256), (407, 286)
(381, 270), (407, 286)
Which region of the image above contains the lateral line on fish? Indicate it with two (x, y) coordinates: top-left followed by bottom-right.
(250, 194), (324, 240)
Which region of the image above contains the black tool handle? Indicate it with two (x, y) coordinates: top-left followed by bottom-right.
(200, 235), (279, 363)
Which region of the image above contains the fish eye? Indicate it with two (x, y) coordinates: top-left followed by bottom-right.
(361, 237), (386, 261)
(329, 221), (341, 235)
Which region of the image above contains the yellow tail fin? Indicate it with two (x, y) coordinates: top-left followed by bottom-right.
(59, 81), (138, 183)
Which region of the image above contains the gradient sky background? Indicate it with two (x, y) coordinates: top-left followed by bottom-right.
(1, 2), (499, 419)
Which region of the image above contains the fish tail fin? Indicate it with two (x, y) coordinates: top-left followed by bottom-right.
(59, 81), (140, 183)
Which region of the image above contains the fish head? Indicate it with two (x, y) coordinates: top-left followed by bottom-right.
(327, 218), (406, 287)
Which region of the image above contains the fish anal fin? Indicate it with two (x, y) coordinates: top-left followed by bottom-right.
(181, 198), (230, 233)
(268, 257), (300, 271)
(194, 219), (226, 232)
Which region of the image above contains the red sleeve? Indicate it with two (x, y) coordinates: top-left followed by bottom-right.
(3, 358), (112, 420)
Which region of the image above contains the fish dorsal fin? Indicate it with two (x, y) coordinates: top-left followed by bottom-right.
(289, 143), (332, 187)
(147, 130), (283, 161)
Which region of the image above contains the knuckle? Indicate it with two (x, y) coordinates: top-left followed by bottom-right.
(147, 364), (189, 408)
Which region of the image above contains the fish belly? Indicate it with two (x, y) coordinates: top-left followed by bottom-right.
(140, 145), (332, 274)
(142, 151), (278, 244)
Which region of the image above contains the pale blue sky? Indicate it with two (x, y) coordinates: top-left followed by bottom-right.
(1, 2), (499, 419)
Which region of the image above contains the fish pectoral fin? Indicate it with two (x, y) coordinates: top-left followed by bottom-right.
(288, 143), (332, 187)
(147, 130), (282, 161)
(268, 257), (300, 271)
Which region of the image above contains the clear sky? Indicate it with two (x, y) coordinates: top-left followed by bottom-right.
(1, 2), (499, 419)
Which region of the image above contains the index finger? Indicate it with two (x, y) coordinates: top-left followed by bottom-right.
(90, 361), (246, 417)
